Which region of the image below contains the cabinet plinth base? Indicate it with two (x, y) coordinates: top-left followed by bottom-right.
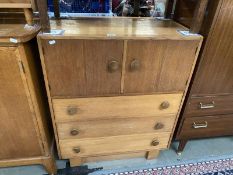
(69, 150), (161, 167)
(0, 155), (57, 175)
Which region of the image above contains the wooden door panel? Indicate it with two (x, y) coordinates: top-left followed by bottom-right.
(42, 39), (124, 97)
(124, 40), (166, 93)
(157, 40), (199, 92)
(192, 0), (233, 95)
(124, 40), (199, 94)
(0, 47), (42, 159)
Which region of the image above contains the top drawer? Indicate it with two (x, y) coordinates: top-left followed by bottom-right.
(52, 93), (183, 122)
(186, 95), (233, 117)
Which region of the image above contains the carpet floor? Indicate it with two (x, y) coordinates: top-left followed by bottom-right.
(0, 137), (232, 175)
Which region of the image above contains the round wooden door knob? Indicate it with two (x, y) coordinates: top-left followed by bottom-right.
(130, 59), (140, 71)
(70, 129), (79, 136)
(73, 147), (81, 153)
(151, 140), (160, 146)
(154, 123), (164, 130)
(160, 101), (170, 109)
(67, 106), (78, 115)
(108, 60), (120, 73)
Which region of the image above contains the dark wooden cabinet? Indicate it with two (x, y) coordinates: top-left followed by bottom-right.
(175, 0), (233, 153)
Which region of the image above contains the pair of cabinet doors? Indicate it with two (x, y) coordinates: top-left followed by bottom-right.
(41, 39), (199, 97)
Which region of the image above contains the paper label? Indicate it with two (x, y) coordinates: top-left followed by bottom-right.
(10, 38), (18, 43)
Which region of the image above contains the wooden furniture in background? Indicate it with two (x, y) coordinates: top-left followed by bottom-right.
(0, 0), (36, 25)
(175, 0), (233, 153)
(37, 18), (202, 166)
(0, 24), (56, 174)
(167, 0), (209, 33)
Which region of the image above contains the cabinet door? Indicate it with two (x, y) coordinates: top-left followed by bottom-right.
(0, 47), (42, 159)
(124, 40), (199, 94)
(42, 39), (124, 97)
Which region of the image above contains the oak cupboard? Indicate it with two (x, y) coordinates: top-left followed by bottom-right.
(0, 24), (56, 174)
(175, 0), (233, 153)
(37, 18), (202, 166)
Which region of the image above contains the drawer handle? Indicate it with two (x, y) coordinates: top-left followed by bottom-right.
(199, 101), (215, 109)
(108, 60), (119, 73)
(193, 121), (208, 129)
(160, 101), (170, 110)
(67, 106), (78, 115)
(151, 139), (160, 146)
(70, 129), (79, 136)
(73, 147), (81, 153)
(154, 123), (164, 130)
(130, 59), (140, 71)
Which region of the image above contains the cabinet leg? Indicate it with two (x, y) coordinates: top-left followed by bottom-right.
(42, 156), (57, 175)
(177, 140), (188, 155)
(146, 150), (160, 160)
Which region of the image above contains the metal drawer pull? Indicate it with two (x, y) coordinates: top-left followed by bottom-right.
(67, 106), (78, 115)
(193, 121), (208, 129)
(199, 101), (215, 109)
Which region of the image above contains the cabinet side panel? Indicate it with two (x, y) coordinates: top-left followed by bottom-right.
(191, 0), (233, 95)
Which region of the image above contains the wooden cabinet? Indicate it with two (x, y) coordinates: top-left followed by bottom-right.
(37, 18), (202, 165)
(0, 24), (56, 174)
(176, 0), (233, 153)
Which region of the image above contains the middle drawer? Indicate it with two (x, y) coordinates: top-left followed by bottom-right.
(52, 93), (183, 122)
(57, 116), (176, 139)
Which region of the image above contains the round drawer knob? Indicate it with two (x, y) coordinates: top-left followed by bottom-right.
(160, 101), (170, 110)
(154, 123), (164, 130)
(151, 140), (159, 146)
(70, 129), (79, 136)
(73, 147), (81, 153)
(67, 106), (78, 115)
(108, 60), (119, 73)
(130, 59), (140, 71)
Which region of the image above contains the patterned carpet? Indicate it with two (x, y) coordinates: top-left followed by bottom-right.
(109, 158), (233, 175)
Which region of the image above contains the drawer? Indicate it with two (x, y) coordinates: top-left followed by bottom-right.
(53, 93), (183, 122)
(186, 95), (233, 117)
(57, 116), (176, 139)
(178, 114), (233, 139)
(59, 133), (170, 158)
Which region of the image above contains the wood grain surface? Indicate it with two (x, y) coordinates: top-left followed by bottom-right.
(57, 116), (176, 139)
(0, 47), (41, 159)
(41, 39), (124, 97)
(38, 18), (202, 40)
(59, 132), (170, 158)
(52, 93), (183, 122)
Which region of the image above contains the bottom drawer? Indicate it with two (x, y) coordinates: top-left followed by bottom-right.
(59, 133), (170, 158)
(178, 114), (233, 139)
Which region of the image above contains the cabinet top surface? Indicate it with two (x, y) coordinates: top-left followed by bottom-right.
(38, 18), (202, 40)
(0, 24), (40, 44)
